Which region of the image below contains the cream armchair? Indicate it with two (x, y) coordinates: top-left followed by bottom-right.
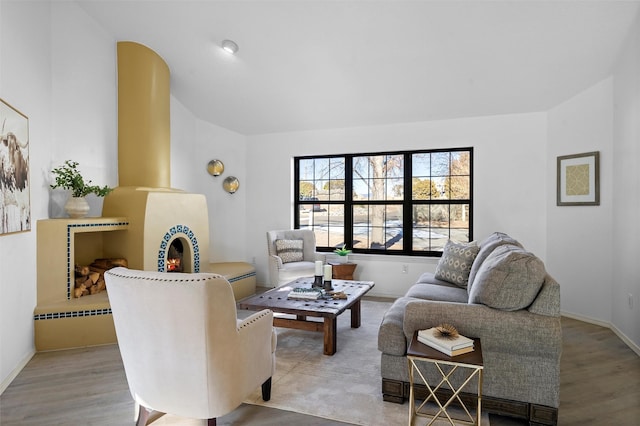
(266, 229), (325, 286)
(104, 267), (276, 426)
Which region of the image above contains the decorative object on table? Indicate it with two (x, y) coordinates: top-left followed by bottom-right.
(333, 244), (351, 263)
(207, 159), (224, 176)
(417, 326), (474, 356)
(313, 260), (324, 288)
(434, 323), (459, 340)
(287, 287), (323, 300)
(328, 290), (347, 300)
(50, 160), (112, 218)
(0, 98), (30, 236)
(222, 176), (239, 194)
(557, 151), (599, 206)
(323, 264), (333, 291)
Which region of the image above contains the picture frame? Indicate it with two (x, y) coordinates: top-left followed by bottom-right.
(557, 151), (599, 206)
(1, 98), (31, 235)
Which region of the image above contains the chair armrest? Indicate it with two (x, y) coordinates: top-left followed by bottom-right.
(237, 309), (276, 374)
(313, 252), (326, 262)
(238, 309), (274, 346)
(269, 254), (283, 268)
(403, 300), (561, 357)
(267, 255), (283, 286)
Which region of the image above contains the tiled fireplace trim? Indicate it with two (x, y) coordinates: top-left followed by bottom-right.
(34, 308), (112, 321)
(157, 224), (200, 273)
(228, 272), (256, 283)
(65, 221), (130, 300)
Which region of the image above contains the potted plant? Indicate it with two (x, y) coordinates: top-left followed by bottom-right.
(50, 160), (112, 218)
(333, 244), (352, 263)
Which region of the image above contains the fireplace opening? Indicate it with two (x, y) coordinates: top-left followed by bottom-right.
(167, 239), (183, 272)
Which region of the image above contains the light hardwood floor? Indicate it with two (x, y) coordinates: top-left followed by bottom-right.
(1, 317), (638, 425)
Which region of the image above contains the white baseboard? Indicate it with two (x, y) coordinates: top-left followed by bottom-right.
(0, 350), (35, 395)
(561, 310), (640, 357)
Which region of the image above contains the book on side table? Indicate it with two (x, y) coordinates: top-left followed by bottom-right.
(417, 327), (474, 357)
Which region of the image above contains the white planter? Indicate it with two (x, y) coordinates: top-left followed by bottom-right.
(327, 254), (349, 264)
(65, 196), (90, 218)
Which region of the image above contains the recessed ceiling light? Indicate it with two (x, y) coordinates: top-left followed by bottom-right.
(221, 39), (239, 54)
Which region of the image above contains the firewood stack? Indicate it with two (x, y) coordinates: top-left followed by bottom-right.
(74, 258), (128, 298)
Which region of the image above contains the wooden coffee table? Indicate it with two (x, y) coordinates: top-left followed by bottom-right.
(238, 277), (374, 355)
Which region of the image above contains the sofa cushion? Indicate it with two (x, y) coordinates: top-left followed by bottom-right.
(468, 232), (523, 292)
(468, 244), (545, 311)
(275, 239), (304, 263)
(434, 240), (479, 288)
(406, 282), (469, 303)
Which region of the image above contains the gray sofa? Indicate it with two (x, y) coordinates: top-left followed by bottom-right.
(378, 232), (561, 425)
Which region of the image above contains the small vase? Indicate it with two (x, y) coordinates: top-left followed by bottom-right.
(65, 196), (90, 218)
(338, 254), (349, 264)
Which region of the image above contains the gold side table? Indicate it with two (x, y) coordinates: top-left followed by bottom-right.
(407, 332), (483, 426)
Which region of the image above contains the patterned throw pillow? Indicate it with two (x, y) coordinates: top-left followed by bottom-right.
(275, 239), (304, 264)
(434, 240), (480, 288)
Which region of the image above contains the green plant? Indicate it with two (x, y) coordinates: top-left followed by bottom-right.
(334, 244), (351, 256)
(50, 160), (112, 198)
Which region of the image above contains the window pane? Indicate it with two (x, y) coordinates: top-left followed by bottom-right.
(451, 151), (470, 175)
(299, 159), (315, 180)
(412, 153), (431, 178)
(299, 181), (316, 199)
(447, 176), (470, 199)
(387, 177), (403, 200)
(412, 204), (450, 251)
(450, 204), (470, 243)
(431, 152), (450, 176)
(314, 158), (330, 179)
(412, 178), (437, 200)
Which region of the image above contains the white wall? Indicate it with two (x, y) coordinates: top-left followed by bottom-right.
(546, 78), (615, 325)
(49, 1), (118, 217)
(0, 0), (52, 391)
(245, 113), (548, 298)
(612, 11), (640, 348)
(171, 97), (249, 263)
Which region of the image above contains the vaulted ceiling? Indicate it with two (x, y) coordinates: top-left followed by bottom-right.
(76, 1), (640, 135)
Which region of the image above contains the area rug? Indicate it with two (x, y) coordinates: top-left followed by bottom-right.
(242, 299), (490, 426)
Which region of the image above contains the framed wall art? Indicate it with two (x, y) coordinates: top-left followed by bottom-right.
(557, 151), (599, 206)
(1, 98), (30, 235)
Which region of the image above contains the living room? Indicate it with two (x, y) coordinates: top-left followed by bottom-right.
(1, 0), (639, 424)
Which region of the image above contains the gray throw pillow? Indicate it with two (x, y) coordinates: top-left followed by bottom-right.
(434, 240), (480, 288)
(275, 239), (304, 264)
(468, 244), (545, 311)
(467, 232), (523, 291)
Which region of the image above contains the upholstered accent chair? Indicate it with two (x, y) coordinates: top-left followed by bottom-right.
(266, 229), (324, 286)
(104, 267), (276, 426)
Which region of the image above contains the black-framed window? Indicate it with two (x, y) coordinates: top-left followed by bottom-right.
(294, 147), (473, 257)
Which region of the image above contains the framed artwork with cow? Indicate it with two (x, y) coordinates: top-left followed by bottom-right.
(1, 98), (30, 235)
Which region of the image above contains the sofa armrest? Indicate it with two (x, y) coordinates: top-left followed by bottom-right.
(403, 300), (561, 358)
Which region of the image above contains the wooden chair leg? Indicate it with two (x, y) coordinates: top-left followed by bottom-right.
(136, 405), (151, 426)
(261, 377), (272, 401)
(207, 418), (216, 426)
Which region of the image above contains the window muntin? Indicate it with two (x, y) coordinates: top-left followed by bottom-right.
(295, 148), (472, 256)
